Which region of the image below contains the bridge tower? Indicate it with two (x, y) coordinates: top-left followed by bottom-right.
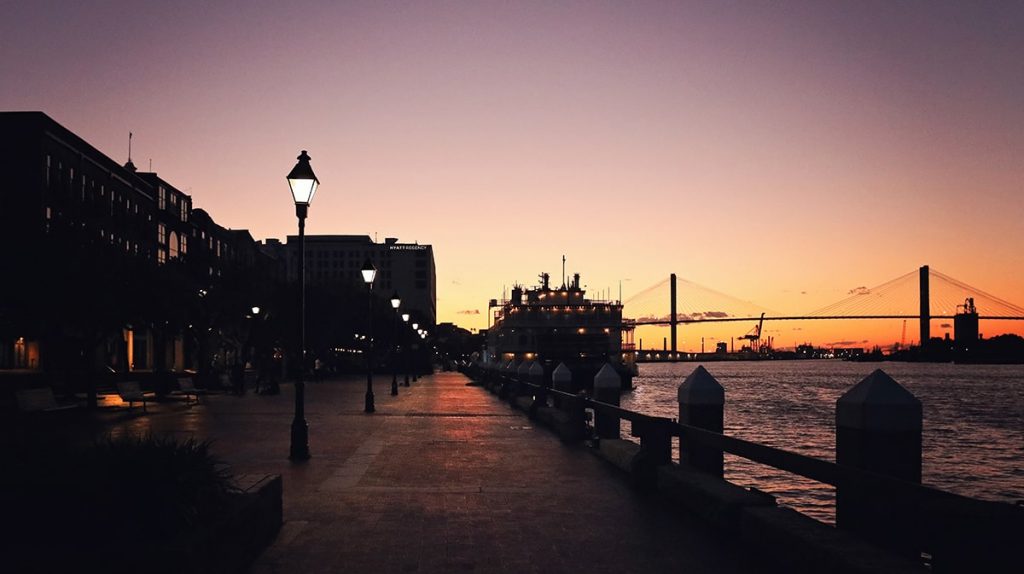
(670, 273), (678, 354)
(919, 265), (930, 347)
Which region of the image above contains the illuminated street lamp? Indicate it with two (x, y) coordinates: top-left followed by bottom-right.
(361, 259), (377, 413)
(401, 313), (411, 385)
(286, 150), (318, 461)
(389, 291), (401, 396)
(411, 322), (420, 382)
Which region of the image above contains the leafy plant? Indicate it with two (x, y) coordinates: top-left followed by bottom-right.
(5, 434), (238, 547)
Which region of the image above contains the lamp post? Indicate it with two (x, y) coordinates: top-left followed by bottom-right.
(286, 150), (318, 461)
(389, 292), (401, 396)
(401, 313), (410, 386)
(361, 259), (377, 413)
(411, 322), (419, 382)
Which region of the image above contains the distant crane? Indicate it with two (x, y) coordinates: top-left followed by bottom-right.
(900, 320), (907, 349)
(739, 313), (766, 352)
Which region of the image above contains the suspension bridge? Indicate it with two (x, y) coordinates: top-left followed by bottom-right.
(623, 265), (1024, 353)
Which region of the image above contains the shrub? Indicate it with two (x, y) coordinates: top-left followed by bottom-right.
(5, 434), (237, 549)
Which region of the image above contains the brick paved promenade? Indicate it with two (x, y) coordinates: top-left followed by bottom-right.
(99, 372), (769, 573)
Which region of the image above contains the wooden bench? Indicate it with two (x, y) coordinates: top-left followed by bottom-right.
(170, 377), (207, 405)
(15, 387), (79, 413)
(116, 381), (151, 412)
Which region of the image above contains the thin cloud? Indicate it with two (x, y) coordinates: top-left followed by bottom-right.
(826, 339), (869, 346)
(636, 310), (732, 322)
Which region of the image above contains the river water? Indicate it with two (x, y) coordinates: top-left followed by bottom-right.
(620, 360), (1024, 523)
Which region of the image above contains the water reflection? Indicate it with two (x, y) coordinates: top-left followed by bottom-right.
(622, 360), (1024, 523)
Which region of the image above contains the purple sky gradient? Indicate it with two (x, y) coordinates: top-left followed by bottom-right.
(3, 1), (1023, 343)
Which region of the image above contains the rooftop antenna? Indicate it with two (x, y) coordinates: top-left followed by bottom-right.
(562, 255), (566, 288)
(124, 132), (137, 172)
(148, 158), (152, 171)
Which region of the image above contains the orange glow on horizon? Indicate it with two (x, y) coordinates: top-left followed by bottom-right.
(3, 2), (1022, 345)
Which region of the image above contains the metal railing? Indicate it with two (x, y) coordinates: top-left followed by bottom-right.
(467, 364), (1023, 572)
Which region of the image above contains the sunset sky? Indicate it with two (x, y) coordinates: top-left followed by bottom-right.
(3, 1), (1022, 349)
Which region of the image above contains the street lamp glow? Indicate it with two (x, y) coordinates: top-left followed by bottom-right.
(390, 291), (401, 309)
(251, 306), (260, 315)
(286, 150), (319, 206)
(361, 259), (377, 285)
(412, 322), (419, 330)
(402, 313), (410, 322)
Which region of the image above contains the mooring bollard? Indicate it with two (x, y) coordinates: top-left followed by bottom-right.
(593, 363), (621, 439)
(677, 365), (724, 478)
(836, 369), (921, 554)
(631, 417), (674, 490)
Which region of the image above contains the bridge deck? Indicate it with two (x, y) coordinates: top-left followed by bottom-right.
(88, 373), (767, 574)
(631, 314), (1024, 325)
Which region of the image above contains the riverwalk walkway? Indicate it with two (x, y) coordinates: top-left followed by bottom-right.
(98, 372), (770, 573)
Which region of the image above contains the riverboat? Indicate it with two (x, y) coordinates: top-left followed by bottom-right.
(484, 272), (636, 390)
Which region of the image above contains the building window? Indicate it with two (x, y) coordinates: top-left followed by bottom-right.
(158, 186), (166, 210)
(169, 231), (179, 260)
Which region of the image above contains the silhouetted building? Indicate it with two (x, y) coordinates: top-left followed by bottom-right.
(0, 111), (277, 377)
(285, 235), (436, 326)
